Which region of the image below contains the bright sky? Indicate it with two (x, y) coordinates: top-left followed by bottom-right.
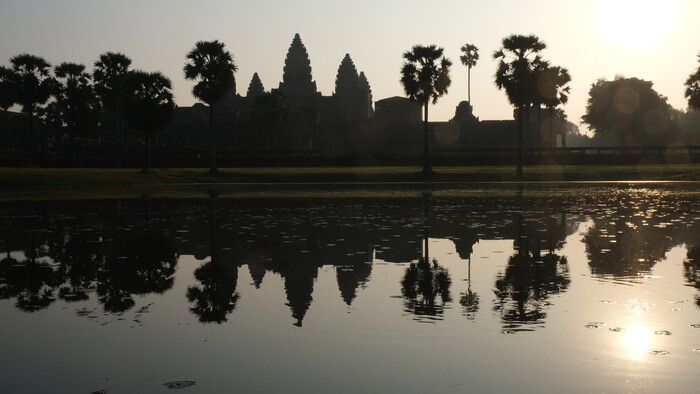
(1, 0), (699, 127)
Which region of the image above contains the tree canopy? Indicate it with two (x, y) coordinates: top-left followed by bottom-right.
(686, 52), (700, 111)
(581, 76), (672, 146)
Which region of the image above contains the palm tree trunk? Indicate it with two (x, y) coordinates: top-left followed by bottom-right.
(209, 104), (217, 173)
(28, 110), (35, 166)
(549, 107), (554, 148)
(537, 106), (542, 149)
(144, 132), (151, 173)
(468, 67), (471, 104)
(516, 106), (523, 180)
(114, 102), (121, 168)
(423, 102), (431, 174)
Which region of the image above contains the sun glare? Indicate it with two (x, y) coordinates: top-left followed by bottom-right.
(597, 0), (677, 49)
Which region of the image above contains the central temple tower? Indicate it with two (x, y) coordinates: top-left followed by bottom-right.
(278, 33), (321, 106)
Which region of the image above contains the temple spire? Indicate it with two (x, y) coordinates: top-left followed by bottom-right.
(247, 72), (265, 98)
(279, 33), (319, 105)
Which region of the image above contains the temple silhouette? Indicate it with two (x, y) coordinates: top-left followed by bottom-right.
(151, 34), (570, 159)
(5, 33), (700, 166)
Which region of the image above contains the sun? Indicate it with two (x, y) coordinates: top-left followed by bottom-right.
(597, 0), (678, 49)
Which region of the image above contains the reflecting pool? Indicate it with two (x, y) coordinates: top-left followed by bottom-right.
(1, 184), (700, 393)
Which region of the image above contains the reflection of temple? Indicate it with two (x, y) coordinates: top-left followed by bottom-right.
(4, 189), (700, 327)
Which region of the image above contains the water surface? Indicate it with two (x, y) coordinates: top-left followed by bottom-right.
(1, 184), (699, 393)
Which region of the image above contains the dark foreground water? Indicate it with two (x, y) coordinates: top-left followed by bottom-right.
(1, 184), (700, 393)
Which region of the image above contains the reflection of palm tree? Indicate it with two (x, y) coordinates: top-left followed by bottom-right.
(97, 231), (178, 313)
(684, 247), (700, 308)
(401, 191), (452, 319)
(0, 257), (57, 312)
(460, 254), (479, 320)
(56, 230), (101, 302)
(186, 259), (239, 323)
(402, 257), (452, 318)
(494, 252), (569, 329)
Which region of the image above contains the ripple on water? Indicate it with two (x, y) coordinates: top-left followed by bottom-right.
(609, 327), (625, 332)
(585, 322), (606, 329)
(654, 330), (672, 336)
(163, 381), (196, 389)
(691, 324), (700, 328)
(647, 349), (670, 356)
(694, 348), (700, 355)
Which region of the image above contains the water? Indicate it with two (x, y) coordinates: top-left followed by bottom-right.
(1, 184), (699, 393)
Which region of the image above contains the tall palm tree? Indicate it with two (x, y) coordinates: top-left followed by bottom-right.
(53, 62), (103, 165)
(93, 52), (132, 167)
(0, 66), (18, 144)
(493, 35), (547, 179)
(400, 45), (452, 174)
(686, 52), (700, 111)
(10, 54), (54, 164)
(460, 44), (479, 104)
(121, 71), (176, 172)
(537, 66), (571, 147)
(184, 40), (237, 173)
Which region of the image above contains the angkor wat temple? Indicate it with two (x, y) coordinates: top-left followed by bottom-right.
(0, 34), (572, 165)
(165, 33), (569, 158)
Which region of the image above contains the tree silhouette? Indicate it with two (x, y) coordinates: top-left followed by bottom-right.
(186, 259), (240, 323)
(493, 35), (547, 179)
(250, 90), (289, 150)
(98, 231), (178, 313)
(684, 247), (700, 308)
(53, 62), (103, 165)
(93, 52), (132, 167)
(686, 52), (700, 112)
(400, 45), (452, 174)
(121, 71), (176, 172)
(10, 54), (54, 163)
(581, 76), (672, 147)
(184, 40), (237, 173)
(536, 66), (571, 147)
(0, 65), (18, 142)
(460, 44), (479, 104)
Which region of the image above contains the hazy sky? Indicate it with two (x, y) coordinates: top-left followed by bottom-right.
(2, 0), (700, 128)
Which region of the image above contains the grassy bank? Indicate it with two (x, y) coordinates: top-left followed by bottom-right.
(1, 164), (700, 202)
(1, 164), (700, 188)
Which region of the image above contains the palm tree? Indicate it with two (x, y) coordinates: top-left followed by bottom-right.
(493, 35), (547, 179)
(400, 45), (452, 174)
(53, 62), (103, 165)
(10, 54), (54, 164)
(0, 66), (18, 144)
(184, 40), (237, 173)
(460, 44), (479, 104)
(686, 52), (700, 111)
(93, 52), (132, 167)
(121, 71), (176, 172)
(537, 66), (571, 147)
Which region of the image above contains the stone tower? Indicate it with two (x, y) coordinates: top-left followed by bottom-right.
(333, 53), (373, 120)
(278, 33), (320, 106)
(247, 72), (265, 98)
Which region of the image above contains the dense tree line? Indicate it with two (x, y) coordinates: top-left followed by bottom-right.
(2, 36), (700, 171)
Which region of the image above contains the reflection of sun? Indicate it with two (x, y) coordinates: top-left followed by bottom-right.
(597, 0), (678, 49)
(623, 325), (650, 355)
